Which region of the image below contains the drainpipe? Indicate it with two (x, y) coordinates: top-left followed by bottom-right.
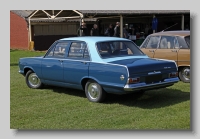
(79, 18), (82, 36)
(120, 15), (123, 38)
(153, 15), (155, 33)
(182, 14), (184, 30)
(73, 10), (84, 36)
(28, 18), (31, 42)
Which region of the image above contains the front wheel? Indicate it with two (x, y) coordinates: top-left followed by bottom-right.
(85, 80), (106, 103)
(25, 70), (43, 89)
(179, 67), (190, 83)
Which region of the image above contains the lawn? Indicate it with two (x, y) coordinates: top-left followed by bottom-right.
(10, 49), (190, 129)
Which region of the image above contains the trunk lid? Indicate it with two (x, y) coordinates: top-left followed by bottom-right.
(109, 58), (177, 83)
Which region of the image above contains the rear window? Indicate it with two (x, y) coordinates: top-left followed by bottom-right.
(184, 36), (190, 47)
(96, 41), (144, 58)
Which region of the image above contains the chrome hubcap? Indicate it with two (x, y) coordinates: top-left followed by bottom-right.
(28, 73), (41, 87)
(182, 68), (190, 80)
(88, 83), (100, 99)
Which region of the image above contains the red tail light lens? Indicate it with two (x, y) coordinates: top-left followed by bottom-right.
(127, 77), (140, 84)
(169, 72), (178, 78)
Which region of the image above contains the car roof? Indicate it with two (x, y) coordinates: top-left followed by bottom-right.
(149, 30), (190, 37)
(59, 36), (144, 63)
(60, 36), (130, 43)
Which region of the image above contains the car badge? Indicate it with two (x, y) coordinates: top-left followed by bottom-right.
(120, 75), (125, 80)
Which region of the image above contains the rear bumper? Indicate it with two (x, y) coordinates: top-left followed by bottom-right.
(124, 78), (179, 91)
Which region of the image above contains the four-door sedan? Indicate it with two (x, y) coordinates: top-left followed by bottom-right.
(140, 31), (190, 83)
(19, 37), (179, 103)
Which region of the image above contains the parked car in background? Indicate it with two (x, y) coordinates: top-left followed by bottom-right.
(140, 31), (190, 83)
(19, 37), (179, 103)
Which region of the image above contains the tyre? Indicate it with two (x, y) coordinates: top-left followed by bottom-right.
(25, 70), (43, 89)
(179, 67), (190, 83)
(85, 80), (106, 103)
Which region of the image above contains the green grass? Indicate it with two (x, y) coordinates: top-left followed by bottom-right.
(10, 49), (190, 130)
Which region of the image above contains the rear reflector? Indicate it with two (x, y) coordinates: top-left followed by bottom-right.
(127, 77), (140, 84)
(169, 72), (178, 78)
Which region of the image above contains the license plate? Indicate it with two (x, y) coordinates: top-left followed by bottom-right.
(145, 74), (162, 83)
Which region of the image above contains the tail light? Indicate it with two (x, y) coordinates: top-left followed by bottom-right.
(169, 72), (178, 78)
(127, 77), (140, 84)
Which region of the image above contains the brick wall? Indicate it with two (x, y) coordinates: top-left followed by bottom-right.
(10, 11), (29, 49)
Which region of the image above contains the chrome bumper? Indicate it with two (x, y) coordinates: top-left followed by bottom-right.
(124, 78), (179, 91)
(18, 70), (25, 76)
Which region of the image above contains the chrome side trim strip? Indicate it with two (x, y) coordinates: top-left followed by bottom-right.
(45, 58), (130, 78)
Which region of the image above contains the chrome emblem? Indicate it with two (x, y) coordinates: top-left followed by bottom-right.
(120, 75), (124, 80)
(148, 71), (161, 75)
(164, 67), (171, 69)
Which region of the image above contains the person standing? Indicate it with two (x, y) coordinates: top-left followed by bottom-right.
(105, 24), (114, 36)
(152, 15), (158, 33)
(90, 24), (99, 36)
(77, 22), (89, 36)
(114, 22), (120, 37)
(131, 27), (135, 35)
(123, 25), (129, 39)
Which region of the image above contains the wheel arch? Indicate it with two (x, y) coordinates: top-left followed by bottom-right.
(81, 77), (100, 91)
(24, 67), (35, 76)
(178, 65), (190, 71)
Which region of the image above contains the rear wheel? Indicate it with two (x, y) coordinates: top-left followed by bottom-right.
(85, 80), (106, 103)
(25, 70), (43, 89)
(179, 67), (190, 83)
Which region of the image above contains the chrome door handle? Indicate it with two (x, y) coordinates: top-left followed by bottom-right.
(149, 50), (154, 52)
(81, 61), (87, 64)
(171, 50), (177, 52)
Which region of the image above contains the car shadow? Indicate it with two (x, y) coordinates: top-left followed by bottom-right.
(44, 85), (86, 98)
(44, 85), (190, 109)
(105, 88), (190, 109)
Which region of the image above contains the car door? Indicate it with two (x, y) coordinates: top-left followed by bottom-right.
(176, 36), (190, 66)
(153, 36), (178, 63)
(41, 41), (69, 82)
(140, 36), (160, 58)
(63, 41), (90, 86)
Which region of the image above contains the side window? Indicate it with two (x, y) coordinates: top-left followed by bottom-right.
(46, 42), (69, 58)
(177, 36), (189, 49)
(68, 42), (89, 60)
(83, 47), (89, 58)
(146, 36), (159, 49)
(184, 36), (190, 48)
(140, 36), (150, 48)
(159, 36), (177, 49)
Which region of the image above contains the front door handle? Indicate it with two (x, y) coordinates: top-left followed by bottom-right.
(149, 50), (154, 52)
(58, 60), (63, 62)
(81, 61), (87, 65)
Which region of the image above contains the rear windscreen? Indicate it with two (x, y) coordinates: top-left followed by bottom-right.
(96, 41), (144, 58)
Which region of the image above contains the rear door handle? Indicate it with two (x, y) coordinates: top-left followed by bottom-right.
(171, 50), (177, 52)
(58, 60), (63, 62)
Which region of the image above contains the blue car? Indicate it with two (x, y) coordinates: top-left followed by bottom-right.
(19, 37), (179, 102)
